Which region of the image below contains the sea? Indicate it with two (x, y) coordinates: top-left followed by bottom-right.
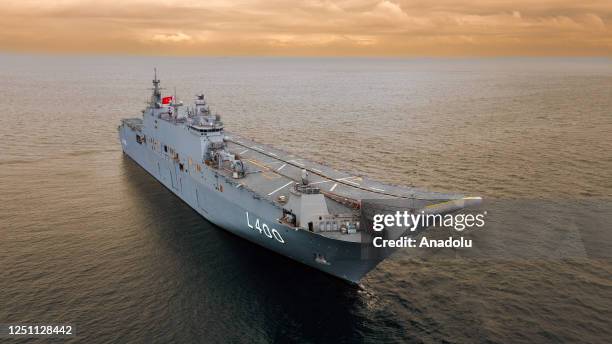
(1, 54), (611, 343)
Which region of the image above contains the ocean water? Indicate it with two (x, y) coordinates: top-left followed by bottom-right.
(1, 54), (611, 343)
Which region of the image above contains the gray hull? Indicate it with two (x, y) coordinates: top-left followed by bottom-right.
(119, 125), (381, 283)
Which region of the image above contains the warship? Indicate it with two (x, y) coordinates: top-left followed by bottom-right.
(118, 72), (481, 283)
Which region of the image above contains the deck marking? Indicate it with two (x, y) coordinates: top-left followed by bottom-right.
(268, 152), (278, 157)
(262, 171), (280, 180)
(239, 149), (249, 155)
(252, 146), (265, 151)
(289, 159), (304, 167)
(277, 164), (287, 171)
(309, 180), (333, 185)
(268, 181), (294, 196)
(337, 176), (360, 185)
(330, 183), (338, 192)
(312, 168), (323, 173)
(246, 159), (271, 170)
(257, 159), (284, 165)
(369, 187), (385, 192)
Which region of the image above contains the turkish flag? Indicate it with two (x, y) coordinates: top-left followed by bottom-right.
(162, 96), (173, 105)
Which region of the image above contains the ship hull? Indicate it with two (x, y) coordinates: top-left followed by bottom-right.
(119, 126), (382, 284)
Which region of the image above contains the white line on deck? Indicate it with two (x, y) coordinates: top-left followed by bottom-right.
(277, 164), (287, 171)
(338, 176), (361, 185)
(257, 160), (284, 165)
(289, 159), (304, 167)
(252, 146), (265, 151)
(268, 152), (278, 157)
(337, 176), (358, 181)
(369, 187), (385, 192)
(268, 181), (294, 196)
(239, 149), (249, 155)
(330, 183), (338, 192)
(311, 168), (322, 173)
(308, 180), (333, 185)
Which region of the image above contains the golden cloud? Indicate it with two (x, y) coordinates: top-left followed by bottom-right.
(150, 32), (193, 43)
(0, 0), (610, 55)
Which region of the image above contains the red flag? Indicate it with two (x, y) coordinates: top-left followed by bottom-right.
(162, 96), (173, 105)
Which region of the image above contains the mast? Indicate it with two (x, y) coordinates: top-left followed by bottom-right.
(151, 68), (161, 105)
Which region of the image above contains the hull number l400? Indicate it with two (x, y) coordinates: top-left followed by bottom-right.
(246, 212), (285, 244)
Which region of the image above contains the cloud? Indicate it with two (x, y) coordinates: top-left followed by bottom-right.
(0, 0), (610, 56)
(150, 32), (193, 43)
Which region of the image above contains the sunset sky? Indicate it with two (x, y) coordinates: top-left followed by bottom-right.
(1, 0), (611, 56)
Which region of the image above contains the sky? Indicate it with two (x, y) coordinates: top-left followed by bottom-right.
(1, 0), (611, 56)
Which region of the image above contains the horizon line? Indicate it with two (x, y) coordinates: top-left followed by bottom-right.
(1, 51), (611, 60)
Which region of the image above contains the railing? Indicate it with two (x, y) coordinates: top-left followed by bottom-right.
(294, 184), (320, 194)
